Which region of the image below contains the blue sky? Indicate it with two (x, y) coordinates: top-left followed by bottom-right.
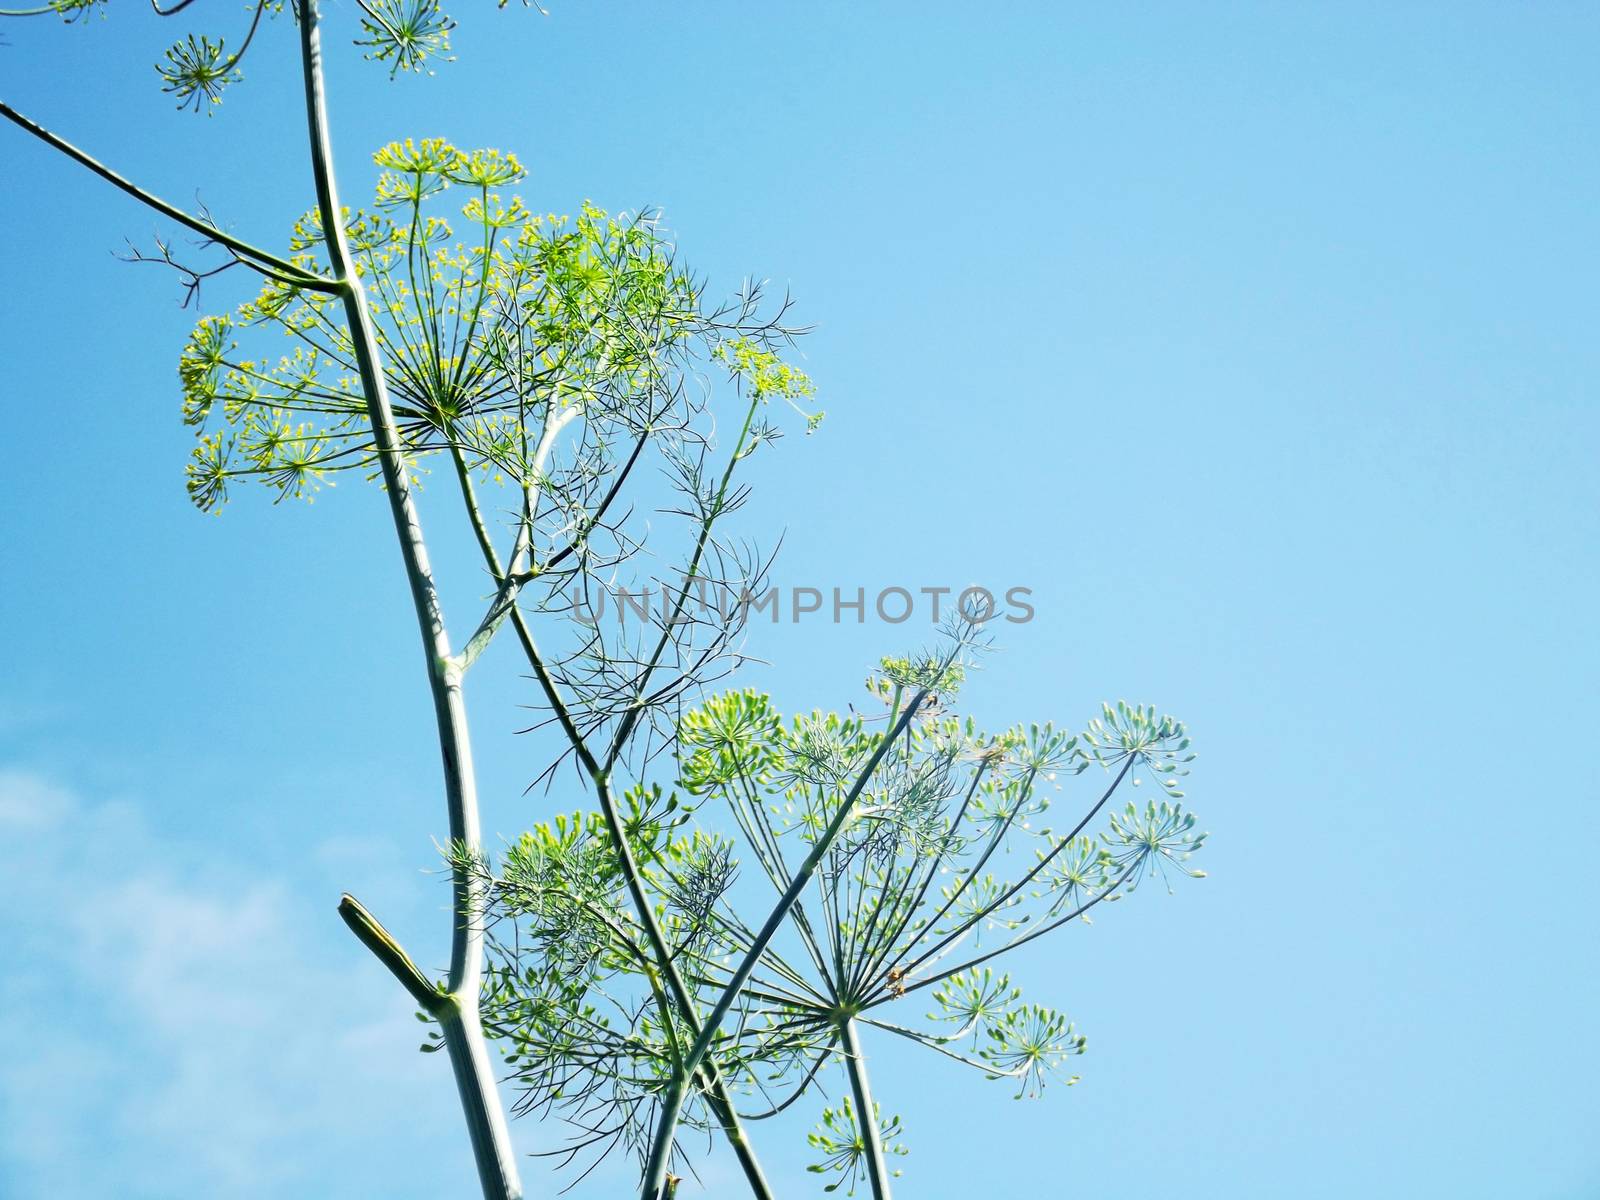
(2, 3), (1597, 1197)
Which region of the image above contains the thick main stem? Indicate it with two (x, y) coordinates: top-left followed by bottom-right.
(295, 5), (520, 1198)
(841, 1020), (892, 1200)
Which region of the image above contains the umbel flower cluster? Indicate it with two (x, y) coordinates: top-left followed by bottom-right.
(178, 136), (816, 514)
(46, 1), (509, 110)
(454, 643), (1207, 1191)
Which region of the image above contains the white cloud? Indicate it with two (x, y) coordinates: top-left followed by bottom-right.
(0, 770), (472, 1200)
(0, 769), (809, 1199)
(0, 767), (74, 828)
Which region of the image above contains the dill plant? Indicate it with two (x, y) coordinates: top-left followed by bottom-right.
(1, 7), (1210, 1200)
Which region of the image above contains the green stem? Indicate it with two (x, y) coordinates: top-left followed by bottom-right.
(338, 894), (444, 1014)
(638, 684), (937, 1200)
(443, 432), (775, 1200)
(841, 1019), (893, 1200)
(592, 768), (775, 1200)
(295, 5), (520, 1198)
(0, 100), (336, 290)
(604, 390), (763, 772)
(892, 858), (1142, 998)
(895, 755), (1134, 983)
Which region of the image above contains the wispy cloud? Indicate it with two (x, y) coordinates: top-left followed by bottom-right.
(0, 769), (472, 1199)
(0, 767), (72, 828)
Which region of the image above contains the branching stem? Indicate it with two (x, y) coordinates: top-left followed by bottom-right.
(441, 402), (775, 1200)
(637, 682), (939, 1200)
(0, 100), (336, 291)
(339, 893), (445, 1015)
(294, 4), (519, 1197)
